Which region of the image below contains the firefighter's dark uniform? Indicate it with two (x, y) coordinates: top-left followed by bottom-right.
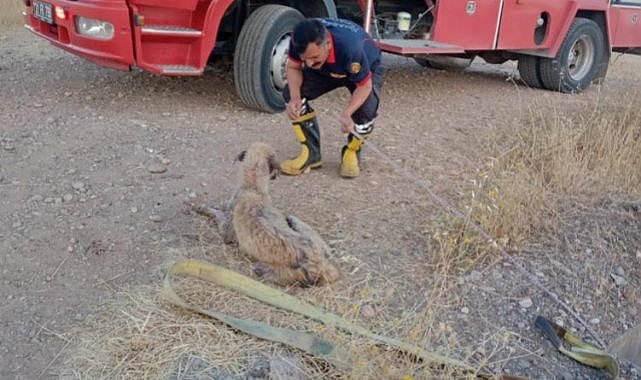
(282, 18), (384, 178)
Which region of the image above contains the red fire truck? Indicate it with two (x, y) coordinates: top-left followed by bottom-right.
(25, 0), (641, 113)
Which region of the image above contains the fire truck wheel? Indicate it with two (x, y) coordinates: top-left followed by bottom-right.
(517, 55), (543, 89)
(414, 56), (472, 71)
(234, 5), (304, 113)
(539, 18), (605, 93)
(414, 58), (446, 70)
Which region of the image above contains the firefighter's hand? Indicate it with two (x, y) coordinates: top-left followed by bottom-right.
(340, 112), (354, 134)
(286, 98), (302, 120)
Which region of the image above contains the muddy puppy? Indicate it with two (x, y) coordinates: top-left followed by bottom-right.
(211, 142), (340, 286)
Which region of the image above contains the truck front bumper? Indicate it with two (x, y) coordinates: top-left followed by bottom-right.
(25, 0), (134, 71)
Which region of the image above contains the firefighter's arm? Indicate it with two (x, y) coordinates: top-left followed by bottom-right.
(340, 77), (372, 133)
(286, 59), (304, 120)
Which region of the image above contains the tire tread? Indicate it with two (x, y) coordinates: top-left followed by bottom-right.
(234, 5), (303, 113)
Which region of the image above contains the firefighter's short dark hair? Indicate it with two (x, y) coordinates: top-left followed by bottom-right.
(291, 18), (328, 56)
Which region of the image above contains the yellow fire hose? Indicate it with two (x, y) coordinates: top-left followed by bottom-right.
(163, 259), (527, 379)
(535, 316), (620, 378)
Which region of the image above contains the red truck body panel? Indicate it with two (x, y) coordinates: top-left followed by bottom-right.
(431, 0), (504, 50)
(25, 0), (641, 74)
(496, 0), (578, 52)
(25, 0), (134, 70)
(610, 4), (641, 48)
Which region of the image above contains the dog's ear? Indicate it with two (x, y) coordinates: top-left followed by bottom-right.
(268, 154), (280, 180)
(235, 150), (247, 163)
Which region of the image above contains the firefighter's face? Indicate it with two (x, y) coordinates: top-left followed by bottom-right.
(301, 39), (330, 70)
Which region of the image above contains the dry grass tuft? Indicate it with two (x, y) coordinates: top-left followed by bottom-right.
(0, 0), (25, 29)
(63, 251), (475, 379)
(441, 94), (641, 255)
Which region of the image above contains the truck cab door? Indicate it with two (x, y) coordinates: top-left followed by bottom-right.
(430, 0), (502, 50)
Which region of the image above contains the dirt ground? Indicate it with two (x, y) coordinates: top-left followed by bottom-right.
(1, 25), (641, 379)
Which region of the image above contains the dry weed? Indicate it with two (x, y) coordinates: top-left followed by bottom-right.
(63, 249), (476, 379)
(439, 94), (641, 256)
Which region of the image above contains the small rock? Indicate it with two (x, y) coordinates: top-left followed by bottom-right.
(360, 305), (375, 319)
(623, 288), (636, 303)
(147, 163), (167, 174)
(268, 354), (305, 380)
(461, 307), (469, 314)
(30, 195), (43, 202)
(188, 192), (197, 199)
(611, 273), (627, 286)
(614, 266), (625, 277)
(519, 297), (533, 309)
(160, 157), (171, 165)
(63, 194), (73, 202)
(130, 207), (138, 213)
(44, 197), (54, 204)
(149, 214), (163, 222)
(71, 181), (85, 191)
(636, 250), (641, 260)
(64, 91), (72, 97)
(590, 318), (600, 325)
(3, 143), (16, 152)
(465, 270), (482, 282)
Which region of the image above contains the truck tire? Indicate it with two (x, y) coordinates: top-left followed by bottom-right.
(414, 57), (445, 70)
(414, 56), (473, 71)
(517, 55), (543, 88)
(594, 49), (610, 85)
(539, 18), (605, 93)
(234, 5), (304, 113)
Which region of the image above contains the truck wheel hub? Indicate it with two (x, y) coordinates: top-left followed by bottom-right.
(567, 35), (594, 81)
(271, 34), (290, 91)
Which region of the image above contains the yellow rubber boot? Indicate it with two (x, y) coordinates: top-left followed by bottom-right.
(281, 104), (322, 176)
(340, 133), (364, 178)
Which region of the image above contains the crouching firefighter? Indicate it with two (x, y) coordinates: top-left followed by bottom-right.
(281, 17), (384, 178)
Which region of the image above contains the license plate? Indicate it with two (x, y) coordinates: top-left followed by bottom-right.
(33, 0), (54, 24)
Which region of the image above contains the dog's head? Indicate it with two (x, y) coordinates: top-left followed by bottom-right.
(237, 142), (280, 180)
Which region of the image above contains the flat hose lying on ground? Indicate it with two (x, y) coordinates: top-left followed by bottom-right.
(163, 259), (527, 379)
(535, 316), (620, 378)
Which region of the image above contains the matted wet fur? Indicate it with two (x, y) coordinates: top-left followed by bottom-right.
(200, 142), (340, 286)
